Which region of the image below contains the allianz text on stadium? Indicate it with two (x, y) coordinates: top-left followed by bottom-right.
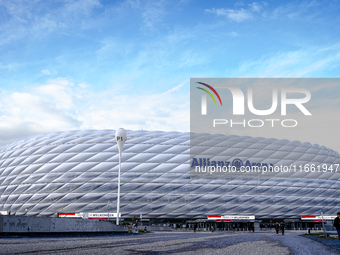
(0, 130), (339, 228)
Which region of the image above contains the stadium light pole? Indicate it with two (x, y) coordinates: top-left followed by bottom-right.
(321, 207), (326, 237)
(115, 128), (127, 225)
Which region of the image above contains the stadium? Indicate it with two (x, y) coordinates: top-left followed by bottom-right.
(0, 129), (339, 228)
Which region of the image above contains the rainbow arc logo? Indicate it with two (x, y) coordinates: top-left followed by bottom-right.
(196, 82), (223, 106)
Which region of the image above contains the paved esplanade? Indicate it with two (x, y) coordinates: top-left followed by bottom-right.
(0, 231), (339, 255)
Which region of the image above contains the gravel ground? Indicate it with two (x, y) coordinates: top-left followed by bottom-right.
(0, 230), (339, 254)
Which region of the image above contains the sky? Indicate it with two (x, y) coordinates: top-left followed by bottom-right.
(0, 0), (340, 149)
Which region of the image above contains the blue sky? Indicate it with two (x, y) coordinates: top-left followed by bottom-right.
(1, 0), (340, 147)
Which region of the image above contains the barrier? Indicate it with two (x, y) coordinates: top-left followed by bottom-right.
(0, 215), (128, 234)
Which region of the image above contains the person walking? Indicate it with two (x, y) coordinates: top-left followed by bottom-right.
(333, 212), (340, 241)
(275, 222), (280, 235)
(134, 219), (138, 233)
(251, 223), (255, 232)
(280, 222), (285, 235)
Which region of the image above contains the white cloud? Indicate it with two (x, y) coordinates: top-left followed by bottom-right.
(269, 1), (322, 20)
(230, 44), (340, 77)
(41, 69), (51, 75)
(0, 87), (81, 147)
(0, 0), (103, 46)
(32, 78), (75, 109)
(227, 31), (239, 37)
(109, 0), (166, 31)
(96, 37), (133, 60)
(205, 8), (253, 22)
(0, 63), (16, 71)
(79, 80), (189, 132)
(77, 82), (89, 89)
(0, 77), (189, 148)
(63, 0), (102, 15)
(141, 1), (166, 31)
(122, 0), (141, 9)
(206, 2), (267, 22)
(248, 2), (261, 12)
(178, 0), (192, 5)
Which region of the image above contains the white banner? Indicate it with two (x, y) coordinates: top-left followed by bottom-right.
(88, 213), (121, 218)
(208, 215), (255, 220)
(301, 216), (336, 220)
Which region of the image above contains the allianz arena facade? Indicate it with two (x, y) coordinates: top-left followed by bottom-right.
(0, 129), (340, 219)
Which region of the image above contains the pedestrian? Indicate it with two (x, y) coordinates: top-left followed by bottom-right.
(251, 223), (255, 232)
(134, 219), (138, 233)
(275, 222), (280, 235)
(280, 222), (284, 235)
(333, 212), (340, 241)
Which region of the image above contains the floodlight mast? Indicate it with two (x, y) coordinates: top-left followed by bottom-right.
(321, 207), (326, 237)
(115, 128), (126, 225)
